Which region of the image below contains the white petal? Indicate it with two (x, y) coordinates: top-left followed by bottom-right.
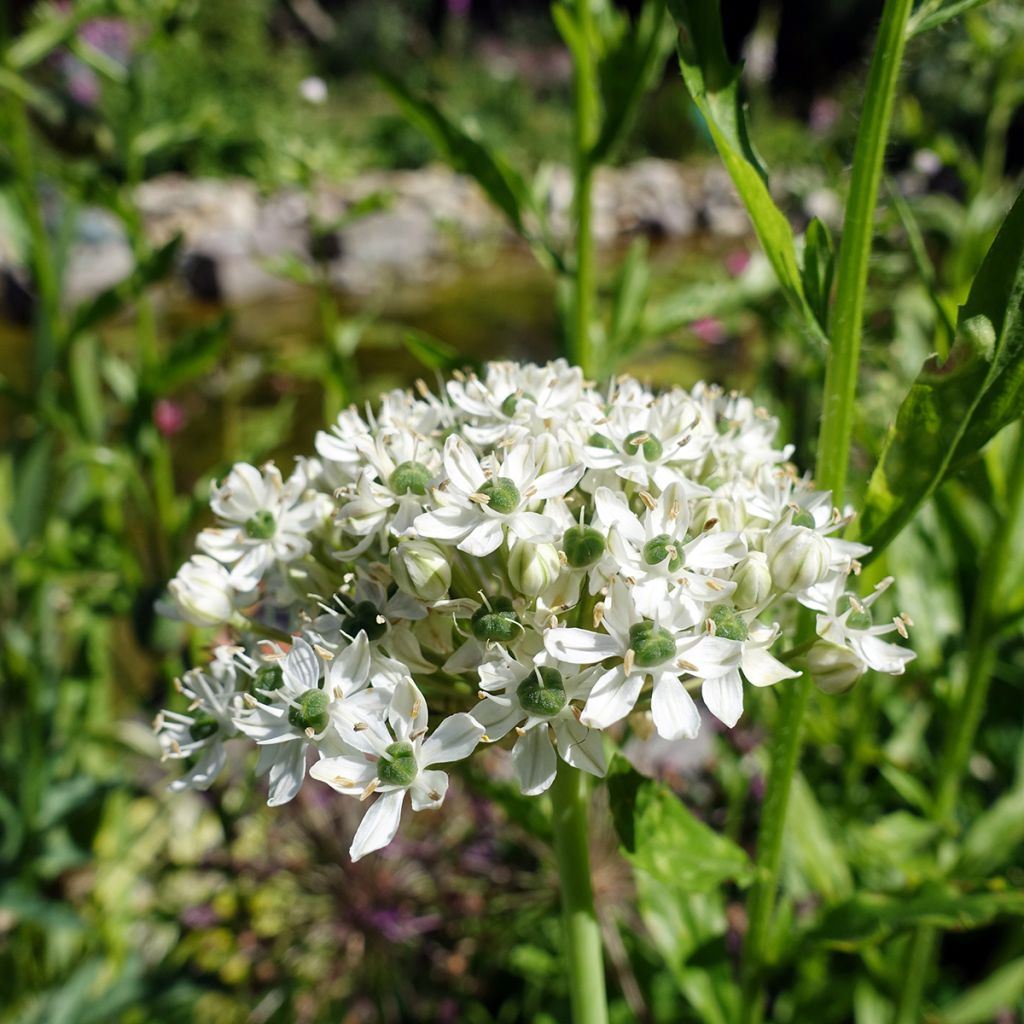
(544, 628), (620, 665)
(350, 790), (405, 861)
(531, 463), (584, 500)
(512, 726), (557, 795)
(388, 678), (428, 741)
(415, 505), (477, 541)
(443, 436), (485, 495)
(420, 713), (485, 766)
(507, 511), (558, 542)
(741, 645), (801, 688)
(458, 518), (504, 556)
(266, 741), (308, 806)
(702, 670), (744, 728)
(651, 675), (701, 740)
(309, 753), (375, 794)
(410, 768), (449, 811)
(554, 717), (607, 777)
(581, 666), (642, 729)
(284, 638), (321, 691)
(329, 632), (371, 693)
(471, 698), (523, 741)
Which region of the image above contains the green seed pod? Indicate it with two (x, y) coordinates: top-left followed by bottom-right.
(389, 460), (432, 496)
(377, 740), (418, 786)
(642, 533), (683, 572)
(189, 712), (219, 742)
(629, 622), (676, 667)
(624, 431), (663, 461)
(471, 597), (520, 643)
(288, 688), (330, 733)
(586, 432), (617, 451)
(708, 604), (749, 642)
(479, 476), (521, 514)
(342, 600), (387, 641)
(252, 665), (285, 693)
(244, 510), (276, 540)
(838, 595), (872, 631)
(516, 667), (568, 717)
(563, 525), (606, 568)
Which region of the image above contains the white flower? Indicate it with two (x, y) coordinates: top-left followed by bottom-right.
(414, 435), (582, 556)
(310, 678), (484, 860)
(473, 649), (605, 794)
(168, 554), (240, 627)
(197, 462), (329, 589)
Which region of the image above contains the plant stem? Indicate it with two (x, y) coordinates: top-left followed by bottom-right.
(739, 674), (812, 1024)
(570, 0), (599, 378)
(816, 0), (913, 505)
(739, 3), (913, 1016)
(894, 431), (1024, 1023)
(551, 759), (608, 1024)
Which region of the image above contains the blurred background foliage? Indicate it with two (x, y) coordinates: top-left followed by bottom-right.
(1, 0), (1023, 1021)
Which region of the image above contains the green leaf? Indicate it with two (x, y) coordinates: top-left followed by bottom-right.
(607, 238), (651, 354)
(10, 433), (53, 546)
(590, 0), (674, 165)
(67, 235), (183, 341)
(857, 187), (1024, 555)
(908, 0), (995, 37)
(809, 886), (1024, 949)
(956, 785), (1024, 878)
(801, 218), (834, 334)
(667, 0), (819, 336)
(150, 315), (230, 394)
(782, 773), (853, 903)
(936, 956), (1024, 1024)
(607, 754), (753, 892)
(403, 330), (460, 371)
(378, 72), (534, 240)
(3, 1), (101, 70)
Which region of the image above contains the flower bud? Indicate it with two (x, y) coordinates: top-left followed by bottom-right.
(692, 496), (746, 533)
(731, 552), (772, 609)
(807, 640), (865, 695)
(389, 540), (452, 602)
(508, 541), (561, 597)
(168, 555), (237, 627)
(766, 524), (830, 593)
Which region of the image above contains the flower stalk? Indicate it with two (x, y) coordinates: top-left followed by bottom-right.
(551, 759), (609, 1024)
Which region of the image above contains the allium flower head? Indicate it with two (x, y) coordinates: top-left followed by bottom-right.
(157, 360), (914, 859)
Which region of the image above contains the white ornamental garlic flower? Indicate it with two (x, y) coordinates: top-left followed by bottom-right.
(156, 359), (915, 860)
(310, 678), (484, 860)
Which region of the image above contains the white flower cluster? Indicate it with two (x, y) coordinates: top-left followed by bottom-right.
(157, 360), (914, 860)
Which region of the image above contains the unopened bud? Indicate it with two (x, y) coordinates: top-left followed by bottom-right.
(766, 524), (831, 593)
(168, 555), (237, 627)
(731, 552), (772, 609)
(692, 496), (746, 533)
(807, 641), (864, 695)
(389, 540), (452, 602)
(509, 541), (561, 597)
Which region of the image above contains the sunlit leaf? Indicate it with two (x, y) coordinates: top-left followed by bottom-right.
(857, 186), (1024, 556)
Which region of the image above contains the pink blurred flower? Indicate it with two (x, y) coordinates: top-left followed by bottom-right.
(690, 317), (727, 345)
(725, 249), (751, 277)
(154, 399), (187, 437)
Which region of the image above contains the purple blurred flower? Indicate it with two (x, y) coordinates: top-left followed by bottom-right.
(725, 249), (751, 277)
(809, 97), (841, 135)
(448, 0), (472, 16)
(154, 399), (187, 437)
(364, 907), (442, 943)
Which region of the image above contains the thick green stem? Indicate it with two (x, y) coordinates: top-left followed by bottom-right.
(570, 0), (599, 378)
(551, 759), (608, 1024)
(739, 674), (812, 1024)
(816, 0), (913, 504)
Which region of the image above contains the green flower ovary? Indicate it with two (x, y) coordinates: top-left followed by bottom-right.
(516, 667), (568, 717)
(838, 595), (872, 631)
(629, 622), (676, 667)
(563, 525), (606, 568)
(377, 741), (418, 786)
(501, 391), (534, 417)
(479, 477), (521, 514)
(586, 432), (617, 451)
(189, 712), (219, 742)
(389, 460), (432, 496)
(288, 689), (330, 733)
(709, 604), (748, 642)
(472, 597), (519, 643)
(343, 600), (387, 641)
(244, 510), (277, 539)
(624, 431), (663, 461)
(643, 533), (682, 572)
(791, 510), (816, 529)
(252, 665), (284, 693)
